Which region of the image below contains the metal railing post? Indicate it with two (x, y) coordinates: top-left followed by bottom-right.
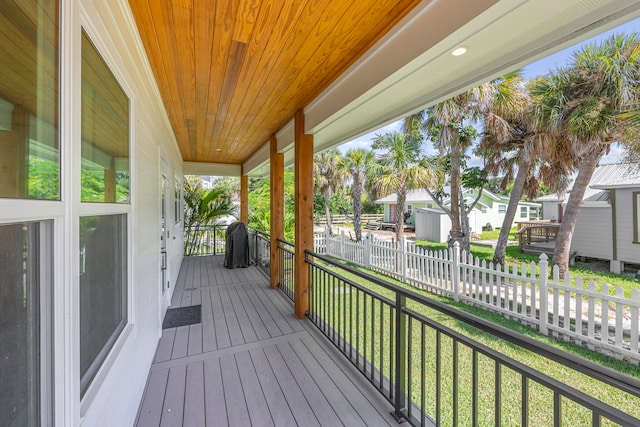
(213, 225), (217, 254)
(393, 293), (407, 421)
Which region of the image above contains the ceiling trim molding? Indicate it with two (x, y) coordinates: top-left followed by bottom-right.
(183, 162), (241, 177)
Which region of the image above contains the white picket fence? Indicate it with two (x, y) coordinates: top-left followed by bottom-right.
(313, 231), (640, 362)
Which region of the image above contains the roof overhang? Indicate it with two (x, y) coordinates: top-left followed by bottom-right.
(244, 0), (640, 176)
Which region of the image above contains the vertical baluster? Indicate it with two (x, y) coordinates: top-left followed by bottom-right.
(495, 361), (501, 427)
(472, 350), (478, 426)
(453, 340), (458, 427)
(436, 331), (441, 427)
(521, 376), (528, 427)
(421, 323), (426, 427)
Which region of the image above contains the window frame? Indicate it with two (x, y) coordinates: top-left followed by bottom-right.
(77, 26), (135, 407)
(498, 204), (507, 214)
(520, 206), (528, 218)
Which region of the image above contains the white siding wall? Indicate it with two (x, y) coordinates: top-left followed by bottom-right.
(75, 2), (183, 426)
(570, 205), (613, 260)
(541, 201), (561, 221)
(416, 210), (450, 242)
(614, 188), (640, 264)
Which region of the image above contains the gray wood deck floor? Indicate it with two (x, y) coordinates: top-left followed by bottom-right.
(136, 255), (397, 427)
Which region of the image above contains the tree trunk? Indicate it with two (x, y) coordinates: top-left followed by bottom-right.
(395, 186), (406, 244)
(323, 188), (333, 236)
(449, 137), (463, 248)
(353, 175), (362, 241)
(458, 192), (472, 254)
(493, 160), (529, 266)
(553, 146), (604, 275)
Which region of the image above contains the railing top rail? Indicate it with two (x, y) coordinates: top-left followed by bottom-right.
(305, 249), (640, 398)
(516, 223), (561, 234)
(248, 227), (270, 238)
(192, 223), (230, 230)
(276, 237), (295, 246)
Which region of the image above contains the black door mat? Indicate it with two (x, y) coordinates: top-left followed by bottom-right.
(162, 305), (202, 329)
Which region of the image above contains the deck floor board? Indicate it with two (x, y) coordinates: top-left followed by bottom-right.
(136, 255), (396, 426)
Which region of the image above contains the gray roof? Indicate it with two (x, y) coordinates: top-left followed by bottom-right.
(590, 162), (640, 189)
(375, 188), (443, 204)
(536, 163), (640, 203)
(377, 187), (540, 206)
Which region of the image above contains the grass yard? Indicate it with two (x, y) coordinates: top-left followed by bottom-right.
(310, 257), (640, 426)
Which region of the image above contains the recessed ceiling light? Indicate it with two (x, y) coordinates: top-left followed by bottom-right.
(451, 46), (468, 57)
(215, 148), (222, 152)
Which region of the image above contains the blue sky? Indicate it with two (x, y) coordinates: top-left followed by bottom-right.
(337, 17), (640, 163)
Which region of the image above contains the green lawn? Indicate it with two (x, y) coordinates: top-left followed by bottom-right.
(311, 258), (640, 426)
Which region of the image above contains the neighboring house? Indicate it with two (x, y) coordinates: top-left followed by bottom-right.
(375, 189), (438, 225)
(535, 163), (640, 273)
(376, 188), (540, 241)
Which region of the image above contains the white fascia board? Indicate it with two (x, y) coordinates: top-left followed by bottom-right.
(243, 0), (640, 173)
(307, 0), (640, 153)
(242, 141), (269, 175)
(183, 162), (241, 177)
(592, 183), (640, 190)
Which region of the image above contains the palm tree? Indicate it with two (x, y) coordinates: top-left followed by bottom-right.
(338, 148), (377, 241)
(409, 80), (502, 252)
(183, 180), (235, 255)
(477, 72), (570, 265)
(372, 130), (436, 243)
(313, 149), (343, 236)
(530, 33), (640, 274)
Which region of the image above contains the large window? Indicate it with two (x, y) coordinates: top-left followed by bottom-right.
(0, 221), (53, 425)
(79, 215), (127, 396)
(0, 0), (60, 200)
(81, 32), (130, 203)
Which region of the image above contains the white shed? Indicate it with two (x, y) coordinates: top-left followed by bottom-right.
(415, 208), (451, 242)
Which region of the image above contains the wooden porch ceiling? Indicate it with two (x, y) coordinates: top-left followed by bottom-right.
(128, 0), (422, 165)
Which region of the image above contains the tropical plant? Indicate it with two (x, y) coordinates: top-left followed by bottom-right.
(372, 130), (436, 243)
(338, 148), (377, 241)
(183, 179), (235, 255)
(529, 33), (640, 273)
(422, 154), (488, 253)
(475, 71), (574, 265)
(313, 149), (344, 235)
(408, 83), (495, 251)
(247, 170), (296, 241)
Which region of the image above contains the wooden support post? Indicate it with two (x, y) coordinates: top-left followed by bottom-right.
(294, 110), (313, 319)
(0, 105), (29, 197)
(270, 134), (284, 289)
(240, 169), (248, 224)
(104, 159), (116, 203)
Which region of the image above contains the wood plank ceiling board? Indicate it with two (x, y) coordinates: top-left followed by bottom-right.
(128, 0), (422, 165)
(0, 1), (58, 128)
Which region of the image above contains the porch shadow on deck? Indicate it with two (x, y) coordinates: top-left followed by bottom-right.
(135, 255), (398, 426)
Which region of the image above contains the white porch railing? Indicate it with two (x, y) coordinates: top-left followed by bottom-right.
(314, 231), (640, 362)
